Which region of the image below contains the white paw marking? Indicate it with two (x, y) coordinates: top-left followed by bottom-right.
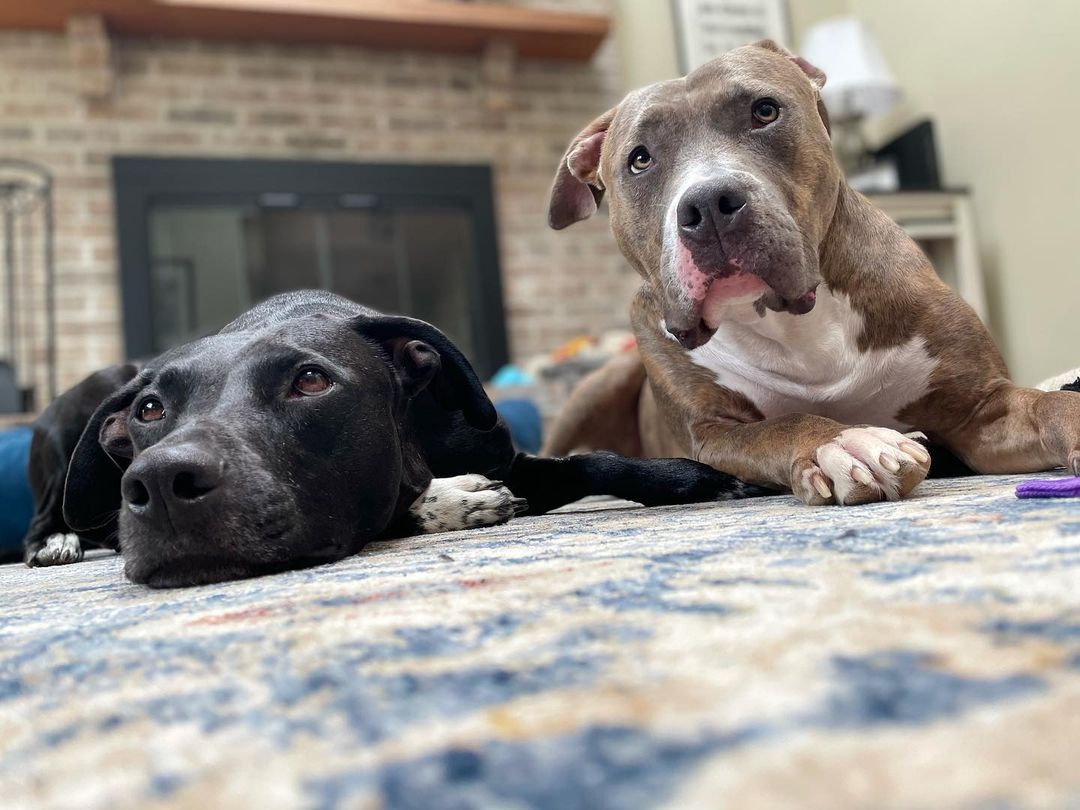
(33, 533), (84, 566)
(814, 427), (930, 505)
(410, 474), (526, 534)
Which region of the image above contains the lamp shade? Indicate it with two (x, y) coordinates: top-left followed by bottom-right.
(800, 16), (900, 119)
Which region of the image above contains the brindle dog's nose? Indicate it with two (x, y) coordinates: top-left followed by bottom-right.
(677, 180), (748, 238)
(122, 445), (225, 523)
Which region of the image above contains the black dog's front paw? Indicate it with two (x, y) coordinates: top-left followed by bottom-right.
(410, 475), (528, 534)
(712, 475), (775, 501)
(659, 460), (775, 503)
(25, 533), (84, 567)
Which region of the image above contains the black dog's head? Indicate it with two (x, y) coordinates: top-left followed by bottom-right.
(63, 292), (496, 587)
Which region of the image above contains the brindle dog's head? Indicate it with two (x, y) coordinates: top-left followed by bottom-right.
(548, 41), (839, 349)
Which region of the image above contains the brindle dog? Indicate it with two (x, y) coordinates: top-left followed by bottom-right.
(545, 40), (1080, 505)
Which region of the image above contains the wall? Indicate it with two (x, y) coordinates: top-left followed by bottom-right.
(610, 0), (679, 91)
(0, 0), (634, 394)
(614, 0), (1080, 385)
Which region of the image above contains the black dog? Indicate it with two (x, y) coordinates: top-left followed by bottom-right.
(43, 290), (766, 587)
(22, 362), (139, 567)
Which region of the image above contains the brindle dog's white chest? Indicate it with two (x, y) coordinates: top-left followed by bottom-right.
(686, 288), (938, 430)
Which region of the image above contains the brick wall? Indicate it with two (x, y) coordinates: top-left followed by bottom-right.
(0, 2), (637, 396)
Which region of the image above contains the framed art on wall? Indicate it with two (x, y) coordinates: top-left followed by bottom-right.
(673, 0), (791, 73)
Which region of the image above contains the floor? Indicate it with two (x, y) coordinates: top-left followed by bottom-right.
(1, 475), (1079, 809)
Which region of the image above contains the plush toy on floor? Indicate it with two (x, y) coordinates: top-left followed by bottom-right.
(1016, 477), (1080, 498)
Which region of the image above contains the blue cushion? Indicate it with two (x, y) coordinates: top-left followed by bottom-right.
(0, 427), (33, 551)
(495, 399), (543, 455)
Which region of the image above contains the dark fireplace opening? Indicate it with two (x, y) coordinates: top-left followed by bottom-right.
(114, 157), (508, 378)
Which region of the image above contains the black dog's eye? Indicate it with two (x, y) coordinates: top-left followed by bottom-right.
(752, 98), (781, 127)
(137, 398), (166, 423)
(292, 368), (333, 397)
(628, 146), (653, 174)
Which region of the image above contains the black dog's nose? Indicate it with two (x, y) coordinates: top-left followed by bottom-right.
(122, 445), (225, 521)
(677, 181), (748, 237)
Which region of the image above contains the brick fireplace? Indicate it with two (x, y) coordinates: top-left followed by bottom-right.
(0, 0), (636, 396)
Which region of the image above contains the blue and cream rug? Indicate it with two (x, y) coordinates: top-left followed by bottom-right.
(1, 475), (1079, 809)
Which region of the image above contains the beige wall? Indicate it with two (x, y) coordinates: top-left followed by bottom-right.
(825, 0), (1080, 384)
(611, 0), (679, 90)
(613, 0), (1080, 384)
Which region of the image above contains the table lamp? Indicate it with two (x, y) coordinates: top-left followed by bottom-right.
(800, 16), (900, 175)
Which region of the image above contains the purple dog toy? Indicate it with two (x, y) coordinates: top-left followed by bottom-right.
(1016, 477), (1080, 499)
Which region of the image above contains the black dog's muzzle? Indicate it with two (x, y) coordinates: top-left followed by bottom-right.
(122, 443), (225, 528)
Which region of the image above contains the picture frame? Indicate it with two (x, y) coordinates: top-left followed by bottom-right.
(672, 0), (791, 74)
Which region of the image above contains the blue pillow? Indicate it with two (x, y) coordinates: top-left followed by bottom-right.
(0, 427), (33, 552)
(495, 399), (543, 455)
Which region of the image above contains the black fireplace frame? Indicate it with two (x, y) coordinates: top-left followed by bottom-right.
(112, 156), (508, 377)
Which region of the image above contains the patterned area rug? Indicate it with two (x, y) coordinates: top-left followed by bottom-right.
(2, 475), (1079, 809)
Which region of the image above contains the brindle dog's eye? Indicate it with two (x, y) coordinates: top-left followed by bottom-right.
(628, 146), (653, 174)
(292, 368), (333, 397)
(137, 398), (166, 423)
(752, 98), (781, 127)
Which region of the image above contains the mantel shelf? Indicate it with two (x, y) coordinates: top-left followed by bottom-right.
(0, 0), (610, 60)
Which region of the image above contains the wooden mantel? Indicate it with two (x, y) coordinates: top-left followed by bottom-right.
(0, 0), (610, 60)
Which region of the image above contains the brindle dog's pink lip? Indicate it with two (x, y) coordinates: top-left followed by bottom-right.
(668, 246), (818, 346)
(664, 263), (761, 346)
(697, 260), (819, 318)
(684, 241), (820, 308)
(679, 260), (765, 310)
(667, 278), (819, 347)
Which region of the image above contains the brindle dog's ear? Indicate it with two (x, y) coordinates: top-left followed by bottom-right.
(751, 39), (826, 86)
(353, 315), (498, 431)
(548, 105), (618, 230)
(63, 369), (144, 531)
(751, 39), (831, 135)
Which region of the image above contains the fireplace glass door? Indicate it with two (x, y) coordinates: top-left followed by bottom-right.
(149, 204), (475, 360)
(116, 158), (506, 377)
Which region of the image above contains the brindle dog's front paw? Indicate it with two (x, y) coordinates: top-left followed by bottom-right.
(25, 533), (84, 567)
(410, 475), (529, 534)
(792, 427), (931, 506)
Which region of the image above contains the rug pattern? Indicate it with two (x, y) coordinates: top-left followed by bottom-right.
(1, 475), (1079, 809)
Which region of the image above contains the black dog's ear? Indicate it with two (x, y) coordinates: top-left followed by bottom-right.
(353, 314), (498, 431)
(63, 371), (144, 531)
